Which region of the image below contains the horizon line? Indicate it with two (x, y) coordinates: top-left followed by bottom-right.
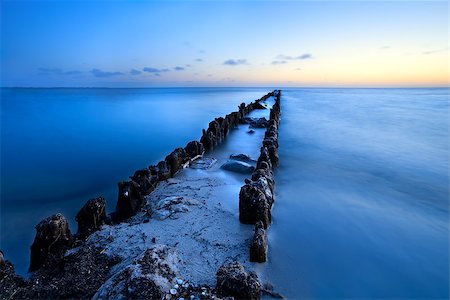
(2, 85), (449, 89)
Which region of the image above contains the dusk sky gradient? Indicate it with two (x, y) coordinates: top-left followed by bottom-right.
(1, 0), (448, 87)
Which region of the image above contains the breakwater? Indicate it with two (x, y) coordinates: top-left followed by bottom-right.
(0, 90), (281, 299)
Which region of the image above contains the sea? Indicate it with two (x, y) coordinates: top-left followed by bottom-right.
(1, 87), (448, 298)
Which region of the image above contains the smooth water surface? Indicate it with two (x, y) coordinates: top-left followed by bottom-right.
(0, 87), (448, 299)
(265, 88), (449, 299)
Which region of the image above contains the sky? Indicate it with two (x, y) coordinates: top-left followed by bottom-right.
(1, 0), (448, 87)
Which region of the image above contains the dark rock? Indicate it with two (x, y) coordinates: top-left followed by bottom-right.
(1, 253), (29, 297)
(216, 261), (261, 300)
(241, 117), (254, 124)
(230, 153), (254, 162)
(149, 161), (171, 181)
(253, 101), (267, 109)
(247, 129), (255, 134)
(250, 221), (267, 263)
(29, 214), (73, 272)
(250, 117), (268, 128)
(130, 169), (159, 196)
(165, 148), (189, 177)
(256, 147), (272, 170)
(267, 144), (279, 167)
(114, 180), (143, 222)
(200, 130), (215, 151)
(75, 196), (109, 239)
(17, 246), (121, 299)
(127, 277), (163, 299)
(185, 141), (204, 159)
(239, 184), (271, 228)
(221, 160), (255, 174)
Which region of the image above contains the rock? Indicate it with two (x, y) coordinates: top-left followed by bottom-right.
(114, 180), (143, 222)
(250, 221), (267, 263)
(150, 161), (171, 181)
(216, 262), (261, 300)
(267, 144), (279, 167)
(185, 141), (204, 159)
(200, 130), (215, 151)
(250, 117), (268, 128)
(250, 177), (274, 206)
(165, 148), (189, 176)
(189, 157), (217, 169)
(240, 117), (255, 124)
(75, 196), (110, 239)
(247, 129), (255, 134)
(94, 245), (177, 299)
(29, 213), (73, 272)
(0, 254), (29, 297)
(253, 101), (267, 109)
(131, 168), (159, 196)
(239, 184), (271, 228)
(256, 147), (272, 170)
(221, 160), (255, 174)
(230, 153), (254, 162)
(18, 246), (121, 299)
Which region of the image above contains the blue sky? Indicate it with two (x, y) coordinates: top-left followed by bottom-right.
(1, 0), (448, 87)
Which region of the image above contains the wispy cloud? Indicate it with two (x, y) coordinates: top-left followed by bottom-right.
(277, 53), (312, 60)
(90, 69), (123, 78)
(271, 60), (287, 65)
(130, 69), (142, 75)
(295, 67), (302, 71)
(38, 68), (82, 76)
(143, 67), (170, 73)
(223, 59), (248, 66)
(380, 46), (391, 49)
(174, 66), (185, 71)
(422, 47), (449, 55)
(195, 58), (203, 62)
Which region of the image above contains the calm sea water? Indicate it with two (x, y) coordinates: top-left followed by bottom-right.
(1, 87), (448, 298)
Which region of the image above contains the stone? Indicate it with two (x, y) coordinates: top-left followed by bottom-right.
(75, 196), (110, 239)
(165, 148), (189, 177)
(131, 168), (159, 196)
(114, 180), (143, 222)
(221, 160), (255, 174)
(253, 101), (267, 109)
(239, 184), (271, 228)
(29, 213), (73, 272)
(150, 161), (171, 181)
(185, 141), (204, 159)
(247, 129), (255, 134)
(250, 117), (268, 128)
(216, 262), (261, 300)
(230, 153), (254, 162)
(250, 221), (267, 263)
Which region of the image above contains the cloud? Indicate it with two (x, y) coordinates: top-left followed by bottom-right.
(195, 58), (203, 62)
(271, 60), (287, 65)
(174, 66), (185, 71)
(380, 46), (391, 49)
(223, 59), (248, 66)
(143, 67), (170, 73)
(38, 68), (82, 76)
(130, 69), (142, 75)
(295, 67), (302, 71)
(422, 47), (449, 55)
(185, 64), (192, 67)
(90, 69), (123, 77)
(277, 53), (312, 60)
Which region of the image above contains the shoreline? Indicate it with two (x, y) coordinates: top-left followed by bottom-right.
(0, 90), (282, 299)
